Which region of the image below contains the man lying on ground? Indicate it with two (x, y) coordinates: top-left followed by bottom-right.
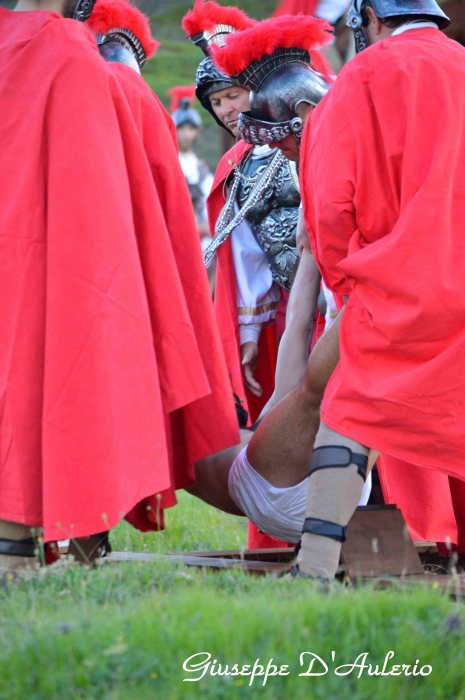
(188, 258), (371, 544)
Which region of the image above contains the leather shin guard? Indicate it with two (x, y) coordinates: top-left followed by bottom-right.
(296, 424), (368, 579)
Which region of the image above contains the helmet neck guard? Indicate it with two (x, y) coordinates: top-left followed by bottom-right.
(97, 27), (146, 69)
(97, 40), (141, 72)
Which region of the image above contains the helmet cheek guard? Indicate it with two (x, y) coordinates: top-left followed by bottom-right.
(239, 112), (303, 147)
(73, 0), (96, 22)
(346, 4), (368, 53)
(346, 0), (450, 52)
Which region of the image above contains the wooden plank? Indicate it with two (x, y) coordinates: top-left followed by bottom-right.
(341, 505), (425, 578)
(106, 551), (290, 575)
(414, 541), (438, 554)
(183, 548), (295, 562)
(106, 551), (465, 595)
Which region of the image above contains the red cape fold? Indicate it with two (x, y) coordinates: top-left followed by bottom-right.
(0, 9), (175, 541)
(207, 141), (279, 423)
(301, 29), (465, 542)
(0, 8), (236, 540)
(109, 66), (240, 529)
(377, 456), (458, 545)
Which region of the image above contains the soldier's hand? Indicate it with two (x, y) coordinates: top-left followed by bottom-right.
(241, 342), (262, 397)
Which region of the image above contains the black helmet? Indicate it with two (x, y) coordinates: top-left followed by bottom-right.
(183, 1), (256, 132)
(195, 57), (235, 131)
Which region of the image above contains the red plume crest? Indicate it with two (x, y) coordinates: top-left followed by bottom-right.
(211, 14), (333, 81)
(182, 0), (256, 38)
(167, 85), (197, 112)
(86, 0), (159, 59)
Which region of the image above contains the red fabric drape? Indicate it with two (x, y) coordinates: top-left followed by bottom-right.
(108, 65), (240, 531)
(273, 0), (319, 16)
(0, 9), (173, 541)
(302, 29), (465, 480)
(301, 28), (465, 545)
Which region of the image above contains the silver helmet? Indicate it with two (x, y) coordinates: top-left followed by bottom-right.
(96, 28), (147, 73)
(347, 0), (450, 52)
(171, 98), (203, 129)
(235, 49), (331, 147)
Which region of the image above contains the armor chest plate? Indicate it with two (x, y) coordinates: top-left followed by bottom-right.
(236, 147), (300, 222)
(236, 147), (300, 291)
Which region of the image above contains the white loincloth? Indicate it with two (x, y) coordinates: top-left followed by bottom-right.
(228, 446), (372, 544)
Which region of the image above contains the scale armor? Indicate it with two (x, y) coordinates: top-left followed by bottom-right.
(236, 148), (300, 290)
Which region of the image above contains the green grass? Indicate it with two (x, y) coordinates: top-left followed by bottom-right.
(1, 492), (465, 699)
(111, 490), (248, 553)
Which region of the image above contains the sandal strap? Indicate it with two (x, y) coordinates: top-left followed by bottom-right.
(0, 537), (36, 558)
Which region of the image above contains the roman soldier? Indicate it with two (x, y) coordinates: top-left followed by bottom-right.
(86, 0), (240, 537)
(183, 1), (304, 422)
(169, 85), (214, 258)
(183, 0), (309, 549)
(215, 4), (465, 580)
(0, 0), (181, 569)
(216, 10), (463, 555)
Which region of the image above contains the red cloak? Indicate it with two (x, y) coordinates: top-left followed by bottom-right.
(0, 9), (235, 541)
(302, 30), (465, 478)
(107, 65), (240, 528)
(207, 142), (280, 423)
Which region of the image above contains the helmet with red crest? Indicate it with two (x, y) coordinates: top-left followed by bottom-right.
(86, 0), (159, 73)
(182, 0), (256, 131)
(211, 15), (334, 147)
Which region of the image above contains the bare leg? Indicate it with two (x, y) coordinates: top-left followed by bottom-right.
(247, 310), (343, 488)
(296, 423), (367, 579)
(0, 519), (38, 571)
(187, 430), (252, 515)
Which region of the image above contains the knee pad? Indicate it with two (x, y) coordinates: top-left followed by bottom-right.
(309, 445), (368, 482)
(303, 445), (368, 544)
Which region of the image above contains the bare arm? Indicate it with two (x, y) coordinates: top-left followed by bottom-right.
(259, 243), (321, 418)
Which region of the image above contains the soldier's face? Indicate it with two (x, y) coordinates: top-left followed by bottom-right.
(209, 86), (250, 137)
(177, 124), (201, 152)
(269, 134), (300, 162)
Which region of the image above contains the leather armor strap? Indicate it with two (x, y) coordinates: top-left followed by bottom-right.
(0, 537), (36, 558)
(302, 517), (347, 543)
(309, 445), (368, 482)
